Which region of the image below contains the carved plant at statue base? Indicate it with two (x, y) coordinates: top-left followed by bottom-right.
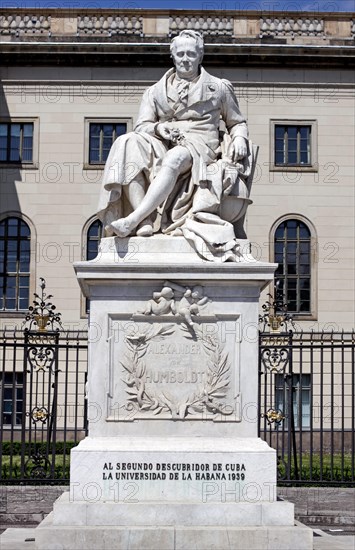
(121, 323), (232, 420)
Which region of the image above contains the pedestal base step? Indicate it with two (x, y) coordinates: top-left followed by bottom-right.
(35, 513), (313, 550)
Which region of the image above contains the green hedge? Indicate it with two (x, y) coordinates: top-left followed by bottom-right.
(1, 441), (78, 456)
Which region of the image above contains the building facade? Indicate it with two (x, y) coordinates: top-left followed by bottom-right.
(0, 8), (354, 331)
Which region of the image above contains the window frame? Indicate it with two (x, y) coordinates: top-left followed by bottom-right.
(269, 214), (318, 321)
(83, 118), (132, 170)
(270, 120), (318, 172)
(0, 213), (36, 319)
(0, 371), (24, 428)
(80, 216), (103, 317)
(0, 118), (39, 169)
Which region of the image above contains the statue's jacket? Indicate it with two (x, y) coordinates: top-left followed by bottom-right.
(98, 67), (250, 252)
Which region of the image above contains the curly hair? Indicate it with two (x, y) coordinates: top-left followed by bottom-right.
(170, 30), (204, 61)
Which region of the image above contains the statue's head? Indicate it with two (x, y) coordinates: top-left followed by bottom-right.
(170, 30), (204, 79)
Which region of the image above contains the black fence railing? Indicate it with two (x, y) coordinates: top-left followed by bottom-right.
(0, 328), (354, 485)
(259, 330), (355, 486)
(0, 329), (88, 484)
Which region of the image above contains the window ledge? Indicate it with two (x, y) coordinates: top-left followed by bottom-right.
(0, 311), (27, 318)
(270, 165), (318, 173)
(83, 163), (105, 170)
(0, 163), (38, 170)
(289, 313), (317, 321)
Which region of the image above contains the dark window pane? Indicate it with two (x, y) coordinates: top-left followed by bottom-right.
(8, 218), (18, 237)
(288, 126), (297, 139)
(275, 151), (284, 164)
(89, 122), (127, 164)
(299, 263), (310, 275)
(90, 124), (101, 137)
(274, 219), (311, 314)
(101, 147), (111, 163)
(275, 126), (285, 139)
(288, 151), (297, 164)
(300, 279), (310, 289)
(300, 126), (310, 139)
(103, 124), (114, 137)
(0, 218), (31, 311)
(89, 149), (100, 164)
(115, 124), (126, 138)
(275, 224), (285, 239)
(87, 220), (103, 262)
(4, 387), (12, 399)
(19, 297), (29, 309)
(299, 224), (310, 239)
(300, 150), (309, 164)
(5, 298), (16, 309)
(288, 138), (297, 152)
(300, 301), (310, 312)
(23, 123), (33, 137)
(20, 222), (30, 237)
(288, 264), (297, 275)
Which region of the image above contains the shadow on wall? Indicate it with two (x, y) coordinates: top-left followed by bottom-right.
(0, 84), (22, 216)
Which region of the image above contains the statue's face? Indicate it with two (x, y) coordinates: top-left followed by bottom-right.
(172, 37), (201, 80)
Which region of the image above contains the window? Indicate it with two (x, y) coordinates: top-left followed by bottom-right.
(85, 219), (103, 313)
(0, 372), (24, 426)
(0, 122), (34, 164)
(0, 217), (31, 311)
(275, 125), (311, 166)
(274, 219), (311, 314)
(86, 219), (103, 261)
(85, 119), (130, 167)
(275, 373), (311, 430)
(270, 120), (317, 171)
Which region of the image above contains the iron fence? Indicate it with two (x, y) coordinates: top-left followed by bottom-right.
(259, 330), (355, 486)
(0, 329), (88, 484)
(0, 327), (354, 485)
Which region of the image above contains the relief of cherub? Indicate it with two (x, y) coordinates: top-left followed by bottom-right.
(142, 286), (176, 316)
(176, 285), (208, 328)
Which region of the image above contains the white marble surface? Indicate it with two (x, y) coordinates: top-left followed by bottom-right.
(69, 437), (276, 504)
(97, 31), (254, 262)
(52, 491), (294, 526)
(74, 246), (276, 440)
(35, 513), (313, 550)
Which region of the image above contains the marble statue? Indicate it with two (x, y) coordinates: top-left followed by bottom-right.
(98, 30), (256, 262)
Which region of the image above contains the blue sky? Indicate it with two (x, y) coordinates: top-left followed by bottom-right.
(0, 0), (354, 11)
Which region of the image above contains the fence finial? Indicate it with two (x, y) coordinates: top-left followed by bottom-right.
(23, 278), (63, 333)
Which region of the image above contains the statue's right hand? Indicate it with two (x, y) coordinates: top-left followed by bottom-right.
(156, 123), (173, 141)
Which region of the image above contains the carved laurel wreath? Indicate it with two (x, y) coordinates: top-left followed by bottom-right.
(121, 323), (232, 420)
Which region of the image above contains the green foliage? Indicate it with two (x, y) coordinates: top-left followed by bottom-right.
(0, 443), (76, 482)
(278, 452), (354, 484)
(1, 441), (77, 456)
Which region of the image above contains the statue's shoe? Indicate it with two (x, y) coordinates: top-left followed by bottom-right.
(136, 219), (153, 237)
(109, 218), (133, 238)
(104, 224), (115, 237)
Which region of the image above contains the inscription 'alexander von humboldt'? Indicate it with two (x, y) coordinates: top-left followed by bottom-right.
(120, 323), (234, 420)
(146, 339), (204, 384)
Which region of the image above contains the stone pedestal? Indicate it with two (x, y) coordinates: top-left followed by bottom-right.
(35, 236), (313, 549)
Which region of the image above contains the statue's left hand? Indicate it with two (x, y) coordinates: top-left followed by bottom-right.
(230, 137), (248, 162)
